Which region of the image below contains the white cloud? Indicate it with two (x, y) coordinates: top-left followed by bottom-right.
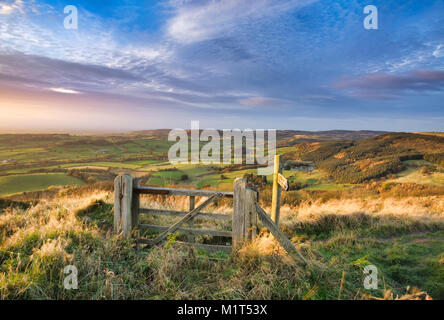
(49, 87), (82, 94)
(380, 42), (444, 73)
(0, 4), (173, 87)
(432, 44), (444, 58)
(167, 0), (315, 44)
(0, 0), (24, 15)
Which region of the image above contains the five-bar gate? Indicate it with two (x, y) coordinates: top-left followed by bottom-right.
(114, 174), (306, 263)
(114, 175), (258, 254)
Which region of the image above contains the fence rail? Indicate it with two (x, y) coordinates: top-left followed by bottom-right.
(114, 175), (250, 254)
(139, 224), (232, 237)
(138, 192), (226, 247)
(134, 186), (233, 198)
(136, 238), (232, 253)
(139, 208), (231, 221)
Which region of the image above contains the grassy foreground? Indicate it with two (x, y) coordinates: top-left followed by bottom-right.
(0, 188), (443, 300)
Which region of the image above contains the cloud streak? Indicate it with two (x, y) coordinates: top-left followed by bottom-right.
(334, 70), (444, 99)
(167, 0), (316, 44)
(49, 87), (82, 94)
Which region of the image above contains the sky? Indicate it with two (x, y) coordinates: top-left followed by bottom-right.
(0, 0), (443, 132)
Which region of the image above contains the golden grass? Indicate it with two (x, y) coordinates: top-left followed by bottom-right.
(0, 187), (443, 300)
(1, 191), (108, 249)
(288, 196), (443, 218)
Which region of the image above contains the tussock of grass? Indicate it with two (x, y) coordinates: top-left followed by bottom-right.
(0, 190), (443, 300)
(276, 196), (444, 239)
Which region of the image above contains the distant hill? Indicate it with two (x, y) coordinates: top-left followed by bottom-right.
(128, 129), (172, 139)
(276, 130), (388, 146)
(286, 132), (444, 183)
(129, 129), (388, 143)
(412, 132), (444, 138)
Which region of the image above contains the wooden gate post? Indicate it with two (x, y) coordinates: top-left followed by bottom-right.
(132, 177), (141, 241)
(271, 154), (282, 225)
(188, 195), (196, 243)
(114, 174), (133, 238)
(233, 178), (258, 251)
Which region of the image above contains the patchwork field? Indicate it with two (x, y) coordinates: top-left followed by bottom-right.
(0, 131), (443, 196)
(0, 173), (84, 195)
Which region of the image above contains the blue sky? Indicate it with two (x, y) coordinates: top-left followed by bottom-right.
(0, 0), (443, 131)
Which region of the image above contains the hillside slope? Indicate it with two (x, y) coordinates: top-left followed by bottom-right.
(0, 187), (443, 299)
(286, 133), (444, 183)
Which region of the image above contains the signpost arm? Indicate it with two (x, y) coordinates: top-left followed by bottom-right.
(271, 154), (282, 225)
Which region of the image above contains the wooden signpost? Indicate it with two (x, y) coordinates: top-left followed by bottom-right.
(264, 157), (307, 264)
(271, 154), (288, 225)
(277, 173), (288, 191)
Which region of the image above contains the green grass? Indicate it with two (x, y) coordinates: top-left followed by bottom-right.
(196, 176), (224, 189)
(0, 134), (174, 169)
(63, 166), (109, 170)
(144, 165), (235, 188)
(285, 169), (325, 181)
(387, 163), (444, 187)
(0, 173), (84, 195)
(62, 162), (142, 169)
(0, 147), (46, 158)
(401, 160), (431, 166)
(1, 191), (442, 300)
(126, 160), (163, 165)
(311, 230), (444, 299)
(147, 170), (189, 186)
(303, 184), (352, 191)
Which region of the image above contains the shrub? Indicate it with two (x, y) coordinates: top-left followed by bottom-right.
(420, 165), (436, 175)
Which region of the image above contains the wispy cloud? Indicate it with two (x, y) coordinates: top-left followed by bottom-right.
(334, 70), (444, 99)
(167, 0), (316, 44)
(239, 96), (283, 107)
(49, 87), (81, 94)
(0, 0), (24, 15)
(433, 44), (444, 58)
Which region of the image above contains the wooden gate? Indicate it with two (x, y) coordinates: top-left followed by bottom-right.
(114, 175), (258, 254)
(114, 174), (306, 263)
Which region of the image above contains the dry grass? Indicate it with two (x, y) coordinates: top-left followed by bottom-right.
(0, 187), (443, 300)
(261, 196), (444, 240)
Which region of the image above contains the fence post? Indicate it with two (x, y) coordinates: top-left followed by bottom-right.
(188, 195), (195, 243)
(271, 154), (282, 225)
(246, 187), (258, 241)
(114, 174), (133, 238)
(132, 178), (140, 241)
(233, 178), (258, 251)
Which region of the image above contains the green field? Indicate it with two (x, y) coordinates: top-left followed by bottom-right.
(63, 162), (142, 169)
(0, 173), (84, 195)
(304, 183), (352, 191)
(0, 132), (443, 195)
(387, 161), (444, 187)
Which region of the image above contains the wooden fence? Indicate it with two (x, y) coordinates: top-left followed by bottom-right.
(114, 175), (258, 254)
(114, 174), (306, 263)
